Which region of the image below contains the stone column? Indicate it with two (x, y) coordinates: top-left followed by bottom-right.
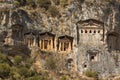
(33, 37), (36, 47)
(54, 37), (56, 51)
(69, 42), (71, 51)
(51, 39), (53, 50)
(29, 39), (31, 47)
(47, 40), (49, 50)
(62, 42), (64, 51)
(42, 40), (44, 50)
(39, 40), (41, 49)
(59, 42), (61, 51)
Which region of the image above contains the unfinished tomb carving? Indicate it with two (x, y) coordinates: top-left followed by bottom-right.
(11, 24), (25, 46)
(11, 24), (23, 41)
(107, 31), (119, 51)
(58, 35), (73, 52)
(77, 19), (104, 46)
(39, 32), (56, 51)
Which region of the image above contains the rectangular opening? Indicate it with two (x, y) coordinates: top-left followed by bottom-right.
(44, 40), (48, 49)
(64, 42), (69, 51)
(41, 40), (43, 49)
(89, 53), (97, 62)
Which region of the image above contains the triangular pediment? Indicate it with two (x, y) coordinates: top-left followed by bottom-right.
(77, 19), (104, 29)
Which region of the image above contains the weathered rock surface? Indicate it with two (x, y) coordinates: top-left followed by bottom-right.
(0, 0), (120, 79)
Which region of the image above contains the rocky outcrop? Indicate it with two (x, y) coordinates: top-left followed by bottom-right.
(0, 0), (120, 79)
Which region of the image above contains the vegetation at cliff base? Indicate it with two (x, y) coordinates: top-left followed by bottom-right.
(0, 51), (41, 80)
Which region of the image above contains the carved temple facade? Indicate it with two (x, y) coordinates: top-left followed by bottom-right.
(77, 19), (105, 46)
(8, 18), (120, 53)
(39, 32), (56, 51)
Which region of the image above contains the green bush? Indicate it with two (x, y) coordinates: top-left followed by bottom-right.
(14, 55), (22, 65)
(18, 67), (29, 77)
(61, 76), (67, 80)
(14, 1), (20, 7)
(48, 6), (59, 17)
(37, 0), (51, 10)
(0, 63), (10, 77)
(27, 76), (41, 80)
(27, 76), (48, 80)
(0, 53), (7, 63)
(25, 58), (34, 68)
(14, 0), (26, 7)
(26, 0), (36, 8)
(26, 0), (34, 3)
(52, 0), (60, 5)
(45, 55), (57, 70)
(83, 70), (98, 79)
(60, 0), (68, 5)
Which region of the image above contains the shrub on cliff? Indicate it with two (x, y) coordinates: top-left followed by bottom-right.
(26, 0), (36, 8)
(0, 63), (10, 78)
(45, 55), (57, 70)
(48, 6), (59, 17)
(0, 53), (7, 63)
(14, 55), (22, 65)
(61, 76), (67, 80)
(14, 0), (26, 7)
(83, 70), (98, 79)
(52, 0), (60, 5)
(60, 0), (68, 6)
(37, 0), (51, 10)
(14, 1), (20, 7)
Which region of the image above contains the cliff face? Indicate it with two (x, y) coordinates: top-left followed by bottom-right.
(0, 0), (120, 79)
(0, 0), (120, 32)
(0, 0), (120, 39)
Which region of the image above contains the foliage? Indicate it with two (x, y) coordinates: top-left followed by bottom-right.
(14, 55), (22, 65)
(27, 76), (48, 80)
(17, 0), (26, 5)
(26, 0), (36, 8)
(25, 58), (34, 68)
(83, 70), (98, 79)
(45, 55), (57, 70)
(37, 0), (51, 10)
(60, 0), (68, 5)
(0, 53), (7, 63)
(26, 0), (34, 3)
(48, 6), (59, 17)
(52, 0), (60, 5)
(18, 67), (29, 77)
(14, 1), (20, 7)
(61, 76), (67, 80)
(0, 51), (40, 79)
(0, 63), (10, 77)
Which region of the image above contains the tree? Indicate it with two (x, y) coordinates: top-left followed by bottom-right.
(14, 55), (22, 65)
